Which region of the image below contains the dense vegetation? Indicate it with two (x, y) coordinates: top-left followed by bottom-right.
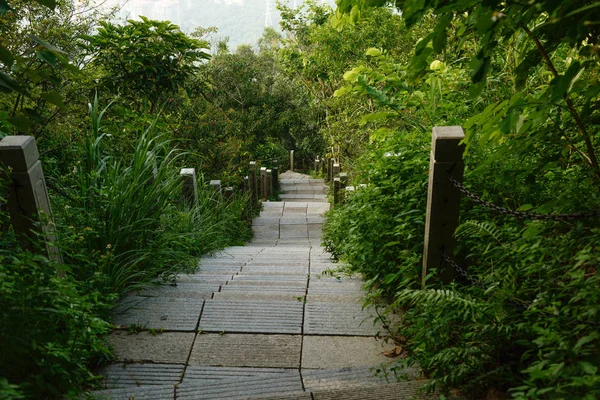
(1, 0), (599, 398)
(318, 0), (600, 398)
(0, 0), (316, 397)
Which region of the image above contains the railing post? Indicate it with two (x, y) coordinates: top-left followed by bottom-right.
(260, 167), (267, 201)
(422, 126), (465, 286)
(327, 158), (334, 183)
(266, 168), (273, 199)
(0, 136), (62, 262)
(180, 168), (198, 208)
(333, 163), (340, 177)
(249, 161), (258, 208)
(290, 150), (294, 172)
(224, 186), (234, 200)
(314, 158), (320, 174)
(272, 162), (279, 191)
(321, 155), (326, 176)
(209, 180), (222, 198)
(333, 177), (341, 205)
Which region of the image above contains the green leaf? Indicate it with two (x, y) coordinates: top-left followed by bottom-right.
(365, 48), (382, 57)
(0, 71), (27, 95)
(41, 91), (66, 108)
(579, 362), (597, 375)
(37, 50), (56, 66)
(7, 116), (33, 132)
(0, 0), (11, 14)
(551, 61), (581, 101)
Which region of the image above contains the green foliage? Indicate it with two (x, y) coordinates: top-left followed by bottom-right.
(322, 0), (600, 398)
(0, 178), (112, 399)
(86, 17), (209, 113)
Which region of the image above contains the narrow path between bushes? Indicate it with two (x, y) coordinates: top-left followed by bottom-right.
(92, 171), (431, 399)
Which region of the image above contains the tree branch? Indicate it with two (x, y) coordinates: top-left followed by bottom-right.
(520, 23), (600, 179)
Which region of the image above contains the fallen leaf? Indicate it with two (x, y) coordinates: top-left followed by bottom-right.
(383, 345), (403, 357)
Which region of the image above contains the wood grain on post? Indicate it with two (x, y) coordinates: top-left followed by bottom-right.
(422, 126), (465, 286)
(0, 136), (62, 262)
(333, 177), (341, 205)
(290, 150), (294, 172)
(249, 161), (258, 207)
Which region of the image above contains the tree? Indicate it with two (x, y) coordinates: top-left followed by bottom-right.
(86, 17), (210, 113)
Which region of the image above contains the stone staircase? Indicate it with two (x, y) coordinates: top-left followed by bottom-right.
(90, 171), (432, 399)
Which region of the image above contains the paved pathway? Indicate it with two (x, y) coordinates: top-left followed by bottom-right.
(93, 171), (429, 399)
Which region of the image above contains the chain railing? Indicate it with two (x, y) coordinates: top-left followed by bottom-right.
(446, 172), (600, 222)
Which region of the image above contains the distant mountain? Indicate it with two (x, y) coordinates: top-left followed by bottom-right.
(96, 0), (334, 50)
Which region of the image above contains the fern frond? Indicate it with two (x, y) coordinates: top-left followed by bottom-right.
(456, 220), (503, 245)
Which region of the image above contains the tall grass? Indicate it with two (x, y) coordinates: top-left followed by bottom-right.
(56, 97), (253, 293)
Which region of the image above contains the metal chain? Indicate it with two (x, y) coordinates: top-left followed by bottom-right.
(446, 173), (600, 221)
(441, 253), (481, 286)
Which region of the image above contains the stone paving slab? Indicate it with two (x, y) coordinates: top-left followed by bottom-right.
(280, 217), (308, 225)
(301, 336), (391, 369)
(304, 302), (381, 336)
(189, 334), (301, 368)
(199, 300), (303, 334)
(279, 225), (308, 239)
(113, 296), (203, 330)
(178, 367), (303, 400)
(232, 275), (307, 283)
(311, 381), (434, 400)
(239, 266), (309, 275)
(99, 363), (184, 388)
(108, 331), (195, 363)
(253, 216), (282, 226)
(213, 292), (304, 301)
(227, 279), (306, 287)
(137, 283), (219, 299)
(89, 385), (175, 399)
(302, 366), (394, 391)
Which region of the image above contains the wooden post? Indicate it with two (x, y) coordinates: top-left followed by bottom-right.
(333, 177), (341, 205)
(224, 186), (234, 200)
(209, 180), (222, 199)
(272, 166), (279, 192)
(266, 169), (273, 199)
(0, 136), (62, 262)
(249, 161), (258, 207)
(260, 167), (267, 201)
(328, 158), (334, 183)
(333, 163), (340, 177)
(314, 158), (320, 174)
(180, 168), (198, 208)
(321, 156), (326, 176)
(290, 150), (294, 172)
(422, 126), (465, 285)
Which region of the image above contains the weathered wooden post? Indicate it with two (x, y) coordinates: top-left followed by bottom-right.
(333, 163), (340, 177)
(180, 168), (198, 208)
(260, 167), (267, 201)
(209, 180), (222, 199)
(249, 161), (258, 207)
(321, 155), (326, 176)
(290, 150), (294, 172)
(272, 160), (279, 191)
(314, 158), (320, 174)
(333, 177), (341, 205)
(327, 158), (334, 183)
(266, 169), (273, 199)
(224, 186), (234, 200)
(422, 126), (465, 286)
(0, 136), (62, 262)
